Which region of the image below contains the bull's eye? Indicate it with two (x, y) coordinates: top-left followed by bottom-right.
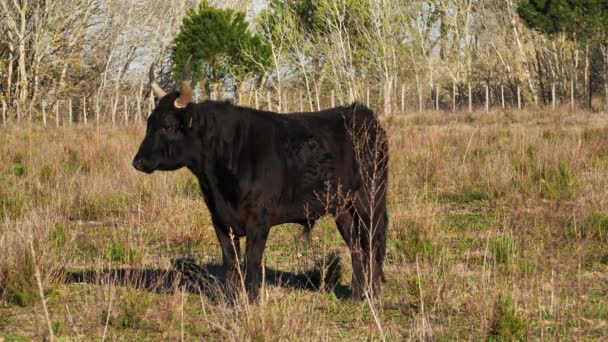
(161, 127), (178, 134)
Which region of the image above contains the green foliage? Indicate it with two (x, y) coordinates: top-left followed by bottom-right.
(488, 295), (528, 341)
(259, 0), (372, 70)
(518, 0), (608, 44)
(172, 1), (270, 84)
(52, 321), (62, 335)
(10, 165), (26, 177)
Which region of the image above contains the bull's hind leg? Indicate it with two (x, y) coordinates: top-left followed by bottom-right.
(336, 203), (388, 299)
(336, 211), (366, 300)
(368, 211), (388, 296)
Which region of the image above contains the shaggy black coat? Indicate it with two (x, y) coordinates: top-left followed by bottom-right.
(133, 94), (388, 301)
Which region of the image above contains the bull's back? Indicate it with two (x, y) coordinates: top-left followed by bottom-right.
(279, 103), (384, 195)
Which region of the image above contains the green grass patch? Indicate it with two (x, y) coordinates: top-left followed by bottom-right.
(183, 177), (202, 198)
(488, 295), (528, 341)
(63, 147), (90, 174)
(50, 224), (68, 248)
(537, 161), (575, 200)
(0, 191), (26, 221)
(568, 212), (608, 241)
(442, 185), (492, 205)
(388, 219), (435, 263)
(490, 234), (515, 264)
(68, 192), (132, 220)
(1, 254), (37, 307)
(5, 333), (28, 342)
(443, 211), (498, 232)
(106, 242), (142, 265)
(38, 165), (54, 183)
(9, 165), (26, 177)
(588, 156), (608, 171)
(118, 291), (154, 329)
(511, 146), (575, 200)
(582, 127), (608, 142)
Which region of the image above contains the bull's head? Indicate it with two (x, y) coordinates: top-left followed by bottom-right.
(132, 58), (198, 173)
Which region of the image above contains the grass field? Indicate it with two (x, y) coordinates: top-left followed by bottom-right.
(1, 109), (608, 341)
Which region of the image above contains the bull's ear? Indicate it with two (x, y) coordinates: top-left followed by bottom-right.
(174, 56), (193, 109)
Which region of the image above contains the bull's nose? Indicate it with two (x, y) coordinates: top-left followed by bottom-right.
(132, 158), (144, 171)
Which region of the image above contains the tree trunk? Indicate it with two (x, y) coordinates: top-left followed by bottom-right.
(485, 83), (489, 113)
(517, 84), (522, 110)
(83, 97), (87, 125)
(435, 85), (439, 112)
(69, 98), (73, 126)
(17, 1), (28, 103)
(468, 82), (472, 113)
(452, 80), (456, 112)
(7, 32), (14, 101)
(571, 79), (575, 111)
(585, 44), (590, 109)
(314, 83), (321, 111)
(124, 96), (129, 125)
(136, 81), (143, 123)
(2, 100), (6, 126)
(416, 74), (422, 112)
(42, 100), (46, 127)
(506, 0), (537, 105)
(384, 78), (392, 115)
(55, 100), (60, 127)
(552, 83), (556, 110)
(234, 82), (241, 105)
(16, 100), (21, 123)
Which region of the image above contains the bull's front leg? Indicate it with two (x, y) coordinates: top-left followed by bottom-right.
(244, 224), (270, 303)
(212, 224), (241, 300)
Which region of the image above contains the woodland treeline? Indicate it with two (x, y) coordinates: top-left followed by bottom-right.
(1, 0), (607, 120)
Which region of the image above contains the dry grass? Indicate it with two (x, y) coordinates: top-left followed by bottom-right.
(1, 108), (608, 340)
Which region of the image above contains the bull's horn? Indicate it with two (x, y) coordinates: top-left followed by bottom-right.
(149, 62), (167, 98)
(174, 56), (193, 109)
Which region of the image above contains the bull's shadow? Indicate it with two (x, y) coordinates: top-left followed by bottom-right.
(65, 252), (350, 301)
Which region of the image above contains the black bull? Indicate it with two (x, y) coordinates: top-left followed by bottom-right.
(133, 93), (389, 301)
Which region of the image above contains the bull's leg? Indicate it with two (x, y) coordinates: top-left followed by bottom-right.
(245, 226), (270, 303)
(213, 225), (241, 299)
(352, 208), (388, 299)
(336, 211), (365, 300)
